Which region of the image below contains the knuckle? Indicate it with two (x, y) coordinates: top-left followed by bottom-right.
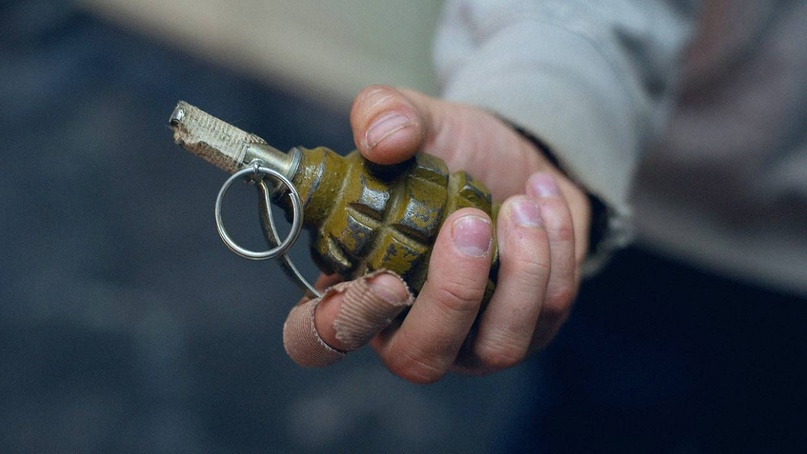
(545, 286), (576, 311)
(543, 273), (578, 316)
(474, 337), (527, 370)
(499, 252), (550, 295)
(511, 254), (551, 281)
(386, 348), (447, 384)
(539, 293), (571, 329)
(501, 227), (550, 277)
(434, 281), (483, 315)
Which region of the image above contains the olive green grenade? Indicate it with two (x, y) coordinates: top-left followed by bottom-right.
(170, 101), (498, 299)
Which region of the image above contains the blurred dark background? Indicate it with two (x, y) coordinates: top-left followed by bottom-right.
(0, 1), (533, 452)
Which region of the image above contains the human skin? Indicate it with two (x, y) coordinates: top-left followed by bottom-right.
(284, 85), (591, 383)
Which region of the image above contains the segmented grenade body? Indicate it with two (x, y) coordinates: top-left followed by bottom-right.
(168, 101), (498, 299)
(279, 146), (499, 298)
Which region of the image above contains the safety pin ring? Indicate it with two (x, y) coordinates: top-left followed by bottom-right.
(214, 164), (303, 261)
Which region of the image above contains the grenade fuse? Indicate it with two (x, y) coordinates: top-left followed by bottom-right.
(170, 101), (499, 299)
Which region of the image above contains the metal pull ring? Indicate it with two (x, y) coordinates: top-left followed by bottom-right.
(214, 161), (321, 298)
(215, 162), (303, 260)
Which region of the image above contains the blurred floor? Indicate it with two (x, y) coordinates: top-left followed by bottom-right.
(0, 1), (530, 452)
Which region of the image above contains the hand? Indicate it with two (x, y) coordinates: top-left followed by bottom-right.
(283, 85), (591, 383)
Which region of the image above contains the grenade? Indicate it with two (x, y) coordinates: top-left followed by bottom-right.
(170, 101), (499, 300)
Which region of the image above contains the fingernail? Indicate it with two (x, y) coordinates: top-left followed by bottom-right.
(366, 113), (411, 148)
(528, 173), (561, 198)
(452, 214), (492, 257)
(510, 197), (543, 227)
(367, 273), (411, 306)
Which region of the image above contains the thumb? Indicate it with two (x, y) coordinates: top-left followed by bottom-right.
(351, 86), (545, 200)
(350, 85), (433, 165)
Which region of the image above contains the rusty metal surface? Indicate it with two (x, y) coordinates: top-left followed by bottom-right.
(291, 147), (499, 296)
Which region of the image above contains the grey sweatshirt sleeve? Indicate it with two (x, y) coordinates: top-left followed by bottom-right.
(434, 0), (699, 266)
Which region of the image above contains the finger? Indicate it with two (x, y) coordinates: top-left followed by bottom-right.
(351, 86), (552, 198)
(351, 86), (475, 164)
(283, 271), (413, 367)
(350, 85), (427, 164)
(312, 272), (343, 292)
(372, 208), (492, 383)
(526, 173), (577, 350)
(458, 195), (551, 372)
